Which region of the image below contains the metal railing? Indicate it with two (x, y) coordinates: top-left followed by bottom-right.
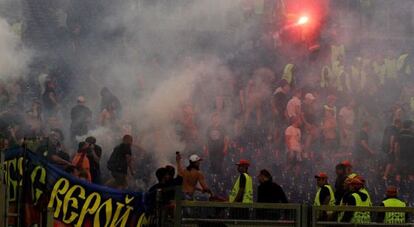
(175, 201), (304, 227)
(312, 205), (414, 227)
(152, 187), (414, 227)
(3, 179), (414, 227)
(151, 187), (305, 227)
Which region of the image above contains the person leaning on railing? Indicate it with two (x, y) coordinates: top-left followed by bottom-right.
(176, 152), (212, 200)
(257, 169), (287, 220)
(377, 186), (407, 224)
(257, 169), (288, 204)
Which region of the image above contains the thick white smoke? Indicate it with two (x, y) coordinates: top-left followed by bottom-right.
(0, 17), (31, 79)
(67, 0), (257, 167)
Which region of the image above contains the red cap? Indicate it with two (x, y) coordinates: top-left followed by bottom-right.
(349, 177), (363, 185)
(386, 186), (398, 197)
(314, 172), (328, 179)
(236, 159), (250, 166)
(341, 160), (352, 167)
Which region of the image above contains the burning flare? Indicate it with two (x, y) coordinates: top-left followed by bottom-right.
(297, 16), (309, 25)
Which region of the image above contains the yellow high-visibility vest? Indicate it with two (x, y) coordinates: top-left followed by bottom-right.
(314, 184), (335, 206)
(229, 173), (253, 203)
(383, 198), (406, 224)
(360, 188), (372, 206)
(351, 193), (371, 224)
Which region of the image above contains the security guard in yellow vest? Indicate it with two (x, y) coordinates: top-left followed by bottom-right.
(314, 172), (335, 221)
(355, 175), (372, 206)
(343, 173), (373, 206)
(314, 172), (335, 206)
(229, 159), (253, 203)
(377, 186), (406, 224)
(339, 177), (371, 224)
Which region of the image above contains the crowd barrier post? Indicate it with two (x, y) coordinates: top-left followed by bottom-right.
(0, 150), (5, 227)
(173, 186), (182, 227)
(311, 204), (317, 227)
(295, 203), (302, 227)
(301, 204), (310, 227)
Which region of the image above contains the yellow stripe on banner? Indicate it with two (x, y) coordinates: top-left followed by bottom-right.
(136, 213), (148, 227)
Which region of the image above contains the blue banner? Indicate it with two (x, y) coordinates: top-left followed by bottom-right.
(3, 147), (149, 227)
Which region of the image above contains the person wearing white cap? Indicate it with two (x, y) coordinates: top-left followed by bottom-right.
(70, 96), (92, 145)
(176, 152), (211, 200)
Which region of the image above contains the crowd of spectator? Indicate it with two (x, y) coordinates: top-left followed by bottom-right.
(2, 0), (414, 214)
(1, 56), (414, 208)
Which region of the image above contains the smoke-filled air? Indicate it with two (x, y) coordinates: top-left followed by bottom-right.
(3, 0), (414, 220)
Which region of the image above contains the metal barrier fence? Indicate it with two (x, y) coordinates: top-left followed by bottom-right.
(151, 187), (305, 227)
(160, 203), (414, 227)
(312, 205), (414, 227)
(3, 178), (414, 227)
(151, 188), (414, 227)
(174, 201), (304, 227)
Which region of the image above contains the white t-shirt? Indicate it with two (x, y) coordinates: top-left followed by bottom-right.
(285, 126), (302, 152)
(286, 96), (301, 118)
(339, 106), (354, 127)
